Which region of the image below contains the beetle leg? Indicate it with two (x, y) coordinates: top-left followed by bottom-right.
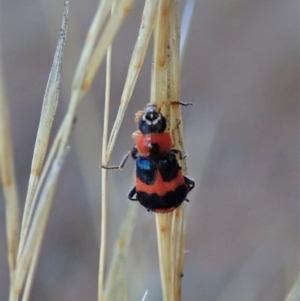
(184, 176), (195, 192)
(128, 187), (138, 201)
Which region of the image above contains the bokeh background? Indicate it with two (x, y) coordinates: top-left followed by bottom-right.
(0, 0), (299, 300)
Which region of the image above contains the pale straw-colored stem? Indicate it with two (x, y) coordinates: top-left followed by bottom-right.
(71, 0), (112, 91)
(6, 0), (138, 299)
(100, 2), (160, 300)
(150, 0), (169, 107)
(18, 0), (69, 260)
(106, 0), (159, 158)
(152, 1), (173, 301)
(82, 0), (136, 93)
(58, 0), (137, 160)
(0, 37), (20, 300)
(156, 212), (173, 301)
(152, 1), (189, 301)
(168, 5), (187, 296)
(15, 6), (69, 301)
(14, 148), (69, 299)
(98, 21), (113, 301)
(21, 239), (42, 301)
(103, 203), (137, 301)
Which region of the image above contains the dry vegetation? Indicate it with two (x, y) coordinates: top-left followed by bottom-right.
(0, 0), (196, 300)
(0, 0), (298, 301)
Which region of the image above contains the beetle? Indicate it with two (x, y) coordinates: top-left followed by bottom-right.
(102, 102), (194, 213)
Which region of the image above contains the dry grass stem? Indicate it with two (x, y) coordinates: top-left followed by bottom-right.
(98, 1), (160, 299)
(19, 4), (69, 297)
(14, 148), (69, 301)
(18, 1), (69, 260)
(99, 1), (158, 298)
(152, 1), (187, 300)
(106, 0), (159, 159)
(15, 0), (136, 298)
(13, 0), (137, 299)
(12, 0), (137, 298)
(83, 0), (136, 93)
(100, 1), (189, 299)
(150, 0), (169, 108)
(0, 38), (20, 298)
(168, 17), (189, 293)
(156, 213), (173, 300)
(57, 0), (137, 162)
(103, 203), (137, 301)
(71, 0), (112, 91)
(6, 5), (70, 300)
(98, 14), (113, 300)
(21, 239), (43, 301)
(2, 0), (197, 299)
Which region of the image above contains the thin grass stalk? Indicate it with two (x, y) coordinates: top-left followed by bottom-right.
(20, 158), (66, 301)
(2, 0), (139, 300)
(57, 0), (136, 160)
(14, 0), (134, 298)
(21, 238), (42, 301)
(13, 148), (69, 301)
(15, 0), (134, 272)
(11, 5), (68, 298)
(82, 0), (136, 93)
(23, 0), (116, 238)
(16, 0), (136, 275)
(106, 0), (159, 158)
(150, 0), (169, 108)
(0, 43), (20, 299)
(98, 26), (113, 301)
(166, 2), (199, 293)
(155, 213), (173, 301)
(152, 1), (188, 300)
(168, 1), (186, 172)
(103, 203), (137, 301)
(151, 1), (173, 301)
(170, 205), (185, 299)
(18, 1), (69, 259)
(17, 115), (66, 256)
(71, 0), (112, 91)
(167, 3), (186, 299)
(16, 7), (70, 300)
(99, 2), (159, 299)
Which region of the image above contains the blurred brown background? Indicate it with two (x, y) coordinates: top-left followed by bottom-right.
(0, 0), (299, 300)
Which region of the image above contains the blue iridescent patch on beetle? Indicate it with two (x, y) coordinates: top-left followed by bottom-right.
(136, 157), (156, 184)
